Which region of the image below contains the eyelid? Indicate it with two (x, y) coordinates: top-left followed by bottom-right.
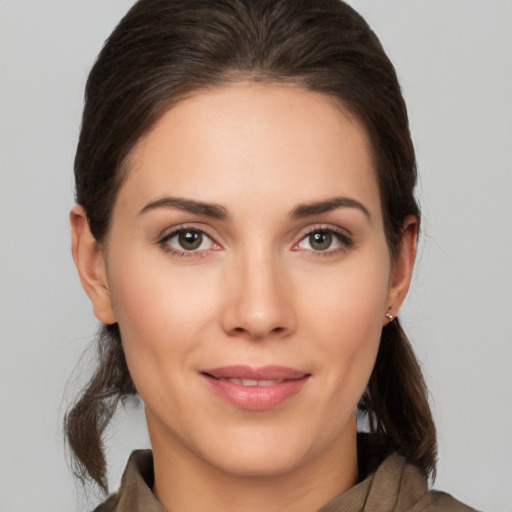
(295, 223), (352, 241)
(156, 223), (222, 257)
(292, 223), (353, 253)
(157, 222), (218, 242)
(155, 222), (353, 258)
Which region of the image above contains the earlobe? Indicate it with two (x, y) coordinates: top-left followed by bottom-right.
(385, 215), (418, 319)
(70, 205), (117, 325)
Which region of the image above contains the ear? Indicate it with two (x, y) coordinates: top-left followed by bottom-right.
(385, 215), (418, 320)
(70, 205), (116, 324)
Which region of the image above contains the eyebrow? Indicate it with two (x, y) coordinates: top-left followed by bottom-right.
(289, 196), (371, 220)
(139, 195), (370, 221)
(139, 197), (228, 219)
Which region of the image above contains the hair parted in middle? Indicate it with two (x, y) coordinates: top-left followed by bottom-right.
(66, 0), (436, 492)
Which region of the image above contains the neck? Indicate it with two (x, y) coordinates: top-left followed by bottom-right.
(149, 418), (359, 512)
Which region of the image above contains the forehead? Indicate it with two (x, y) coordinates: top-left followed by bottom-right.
(120, 82), (381, 219)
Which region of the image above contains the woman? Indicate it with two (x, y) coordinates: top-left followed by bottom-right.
(67, 0), (476, 510)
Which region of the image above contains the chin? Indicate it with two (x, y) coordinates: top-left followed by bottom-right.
(210, 447), (307, 478)
(193, 422), (327, 478)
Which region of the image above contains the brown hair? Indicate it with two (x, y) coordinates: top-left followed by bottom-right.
(66, 0), (436, 492)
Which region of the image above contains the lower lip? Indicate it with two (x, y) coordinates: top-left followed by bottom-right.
(202, 375), (310, 411)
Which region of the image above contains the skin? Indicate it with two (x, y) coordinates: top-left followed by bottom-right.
(71, 83), (417, 512)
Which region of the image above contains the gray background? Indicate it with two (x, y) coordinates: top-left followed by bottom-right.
(1, 1), (511, 511)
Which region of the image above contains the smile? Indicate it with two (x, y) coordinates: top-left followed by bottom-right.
(216, 378), (286, 386)
(201, 365), (311, 411)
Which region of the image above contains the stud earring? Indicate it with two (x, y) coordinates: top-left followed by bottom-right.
(385, 312), (395, 322)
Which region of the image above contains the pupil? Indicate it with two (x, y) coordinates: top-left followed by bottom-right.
(310, 231), (332, 251)
(179, 231), (202, 250)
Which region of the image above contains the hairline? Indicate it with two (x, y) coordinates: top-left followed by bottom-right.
(101, 76), (382, 248)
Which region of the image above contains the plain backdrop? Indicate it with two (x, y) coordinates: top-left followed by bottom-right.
(1, 1), (511, 511)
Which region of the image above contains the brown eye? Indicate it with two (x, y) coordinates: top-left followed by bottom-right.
(178, 230), (203, 250)
(293, 228), (351, 255)
(160, 228), (217, 255)
(308, 231), (332, 251)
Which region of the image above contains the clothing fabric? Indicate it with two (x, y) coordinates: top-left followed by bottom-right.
(93, 444), (477, 512)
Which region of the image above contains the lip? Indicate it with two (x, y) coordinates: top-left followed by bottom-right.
(200, 365), (311, 411)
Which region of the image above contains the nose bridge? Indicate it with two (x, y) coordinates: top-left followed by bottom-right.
(222, 244), (295, 339)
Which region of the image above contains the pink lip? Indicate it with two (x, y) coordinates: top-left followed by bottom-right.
(201, 365), (311, 411)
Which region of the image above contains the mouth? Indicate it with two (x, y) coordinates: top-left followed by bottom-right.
(200, 365), (311, 411)
(209, 377), (288, 387)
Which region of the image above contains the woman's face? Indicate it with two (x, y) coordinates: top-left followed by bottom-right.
(75, 83), (414, 479)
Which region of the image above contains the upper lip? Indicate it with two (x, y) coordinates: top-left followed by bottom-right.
(201, 365), (310, 381)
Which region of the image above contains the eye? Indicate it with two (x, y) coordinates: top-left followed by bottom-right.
(306, 231), (334, 251)
(294, 227), (352, 254)
(159, 228), (220, 255)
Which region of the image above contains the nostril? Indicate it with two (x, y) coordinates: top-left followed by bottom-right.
(227, 324), (288, 339)
(222, 291), (296, 339)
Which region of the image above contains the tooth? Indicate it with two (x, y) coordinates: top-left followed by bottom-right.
(241, 379), (258, 386)
(258, 380), (278, 386)
(220, 378), (284, 386)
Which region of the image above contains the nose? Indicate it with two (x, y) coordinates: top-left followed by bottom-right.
(221, 250), (296, 340)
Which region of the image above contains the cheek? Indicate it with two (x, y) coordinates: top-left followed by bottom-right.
(301, 251), (390, 338)
(106, 251), (218, 380)
(298, 246), (390, 389)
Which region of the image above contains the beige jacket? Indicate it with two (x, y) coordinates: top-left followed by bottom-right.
(93, 450), (478, 512)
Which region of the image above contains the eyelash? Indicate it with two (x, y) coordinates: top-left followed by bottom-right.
(157, 225), (221, 258)
(157, 224), (353, 258)
(292, 225), (353, 257)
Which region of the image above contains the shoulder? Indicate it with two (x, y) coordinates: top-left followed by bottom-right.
(373, 454), (479, 512)
(427, 490), (480, 512)
(319, 451), (478, 512)
(92, 494), (118, 512)
(355, 435), (479, 512)
(92, 450), (161, 512)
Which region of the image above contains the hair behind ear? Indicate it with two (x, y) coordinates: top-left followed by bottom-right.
(359, 319), (437, 479)
(65, 324), (135, 492)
